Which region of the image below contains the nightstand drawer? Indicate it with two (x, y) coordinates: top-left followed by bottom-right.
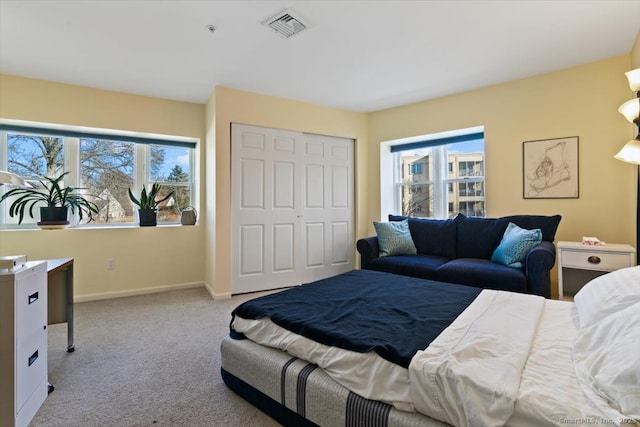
(561, 250), (631, 271)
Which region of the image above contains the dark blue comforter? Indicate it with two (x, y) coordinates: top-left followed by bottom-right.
(231, 269), (481, 368)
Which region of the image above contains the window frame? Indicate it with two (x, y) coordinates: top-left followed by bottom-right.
(0, 121), (197, 229)
(381, 126), (485, 220)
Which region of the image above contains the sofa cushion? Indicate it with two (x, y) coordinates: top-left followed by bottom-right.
(502, 214), (561, 242)
(389, 215), (457, 259)
(373, 219), (417, 256)
(491, 222), (543, 268)
(369, 254), (448, 281)
(436, 258), (528, 293)
(455, 214), (509, 259)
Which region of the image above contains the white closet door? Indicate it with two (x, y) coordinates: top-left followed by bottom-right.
(300, 133), (354, 283)
(231, 124), (303, 294)
(231, 124), (354, 294)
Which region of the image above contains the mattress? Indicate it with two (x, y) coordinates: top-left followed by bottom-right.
(220, 336), (448, 427)
(227, 298), (615, 426)
(230, 269), (481, 412)
(232, 314), (414, 410)
(224, 268), (640, 426)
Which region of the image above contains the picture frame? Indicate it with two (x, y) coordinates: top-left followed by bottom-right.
(523, 136), (579, 199)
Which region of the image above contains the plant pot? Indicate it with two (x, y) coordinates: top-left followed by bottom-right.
(38, 206), (69, 229)
(138, 209), (157, 227)
(180, 207), (197, 225)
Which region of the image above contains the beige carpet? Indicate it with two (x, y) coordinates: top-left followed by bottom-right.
(30, 287), (280, 427)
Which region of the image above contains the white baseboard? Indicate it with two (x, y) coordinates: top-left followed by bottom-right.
(74, 281), (206, 303)
(204, 281), (231, 300)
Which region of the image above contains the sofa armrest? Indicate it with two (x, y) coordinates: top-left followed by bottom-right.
(356, 236), (380, 269)
(524, 241), (556, 298)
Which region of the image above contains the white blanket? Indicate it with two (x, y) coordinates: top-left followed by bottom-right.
(409, 290), (545, 427)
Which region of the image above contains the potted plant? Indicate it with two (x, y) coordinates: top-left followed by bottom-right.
(128, 183), (174, 227)
(0, 171), (99, 227)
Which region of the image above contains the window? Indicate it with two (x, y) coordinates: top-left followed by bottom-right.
(458, 181), (484, 197)
(459, 160), (484, 177)
(386, 129), (485, 219)
(458, 201), (485, 217)
(7, 133), (64, 178)
(0, 123), (196, 228)
(79, 138), (135, 224)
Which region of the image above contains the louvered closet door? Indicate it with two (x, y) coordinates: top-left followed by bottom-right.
(231, 124), (354, 294)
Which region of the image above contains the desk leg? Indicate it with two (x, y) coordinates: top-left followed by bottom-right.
(66, 263), (74, 352)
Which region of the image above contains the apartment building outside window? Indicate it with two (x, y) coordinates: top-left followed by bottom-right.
(390, 129), (485, 219)
(0, 122), (196, 228)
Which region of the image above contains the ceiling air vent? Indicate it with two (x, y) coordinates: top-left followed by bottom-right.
(262, 9), (308, 39)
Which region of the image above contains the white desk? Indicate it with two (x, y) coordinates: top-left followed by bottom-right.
(43, 258), (74, 352)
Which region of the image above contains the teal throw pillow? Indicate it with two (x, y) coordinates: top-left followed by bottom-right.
(373, 219), (417, 257)
(491, 222), (542, 268)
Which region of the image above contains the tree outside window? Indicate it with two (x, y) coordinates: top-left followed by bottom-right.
(8, 133), (63, 178)
(1, 129), (195, 227)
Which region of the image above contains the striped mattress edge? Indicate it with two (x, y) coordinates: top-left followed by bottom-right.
(220, 337), (448, 427)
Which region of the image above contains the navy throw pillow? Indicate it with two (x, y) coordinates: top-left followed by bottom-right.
(455, 214), (509, 259)
(389, 215), (457, 259)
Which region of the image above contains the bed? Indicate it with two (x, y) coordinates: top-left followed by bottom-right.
(221, 268), (640, 427)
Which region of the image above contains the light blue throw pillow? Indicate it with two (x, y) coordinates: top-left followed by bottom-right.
(373, 219), (417, 257)
(491, 222), (542, 268)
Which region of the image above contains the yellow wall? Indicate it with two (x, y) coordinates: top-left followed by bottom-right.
(632, 31), (640, 68)
(0, 75), (207, 300)
(1, 42), (637, 300)
(206, 87), (369, 297)
(368, 54), (636, 296)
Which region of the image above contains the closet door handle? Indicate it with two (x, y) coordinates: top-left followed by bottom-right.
(28, 350), (39, 366)
(28, 291), (39, 304)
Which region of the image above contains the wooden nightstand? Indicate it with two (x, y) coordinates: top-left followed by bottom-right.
(557, 241), (636, 299)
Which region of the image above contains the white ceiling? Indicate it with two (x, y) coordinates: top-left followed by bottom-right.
(1, 0), (639, 113)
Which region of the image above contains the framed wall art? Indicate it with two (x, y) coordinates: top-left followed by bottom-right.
(523, 136), (579, 199)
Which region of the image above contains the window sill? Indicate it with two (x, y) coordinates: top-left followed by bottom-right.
(0, 223), (193, 231)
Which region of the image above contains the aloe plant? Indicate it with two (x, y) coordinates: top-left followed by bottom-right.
(128, 183), (173, 210)
(0, 171), (99, 224)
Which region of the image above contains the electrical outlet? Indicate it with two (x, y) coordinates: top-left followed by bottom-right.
(106, 258), (115, 270)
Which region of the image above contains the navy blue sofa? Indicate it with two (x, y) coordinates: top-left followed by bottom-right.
(356, 214), (561, 298)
